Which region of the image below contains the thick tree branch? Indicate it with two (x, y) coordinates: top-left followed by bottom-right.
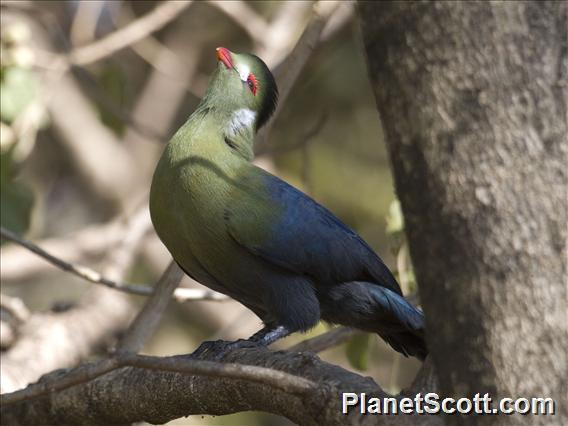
(0, 352), (316, 407)
(0, 347), (440, 426)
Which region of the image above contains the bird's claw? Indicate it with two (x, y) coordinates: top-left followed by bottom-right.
(190, 338), (260, 361)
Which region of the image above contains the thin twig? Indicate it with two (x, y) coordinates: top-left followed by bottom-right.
(206, 0), (269, 47)
(116, 261), (183, 354)
(289, 327), (360, 353)
(69, 1), (193, 66)
(27, 0), (193, 97)
(0, 353), (316, 406)
(0, 226), (150, 296)
(0, 226), (229, 303)
(173, 288), (229, 302)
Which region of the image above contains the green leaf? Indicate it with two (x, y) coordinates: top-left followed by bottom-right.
(346, 333), (370, 371)
(0, 67), (39, 123)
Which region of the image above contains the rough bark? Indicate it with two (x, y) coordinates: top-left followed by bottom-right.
(359, 1), (567, 424)
(1, 348), (441, 426)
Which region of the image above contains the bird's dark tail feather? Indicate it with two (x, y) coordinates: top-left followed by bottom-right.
(368, 284), (428, 360)
(378, 330), (427, 361)
(322, 281), (428, 360)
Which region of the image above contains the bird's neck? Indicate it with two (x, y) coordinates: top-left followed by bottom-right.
(194, 100), (256, 162)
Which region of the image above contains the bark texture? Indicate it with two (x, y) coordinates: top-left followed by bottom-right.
(359, 1), (567, 424)
(1, 348), (441, 426)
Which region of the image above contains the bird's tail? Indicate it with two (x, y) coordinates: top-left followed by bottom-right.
(322, 282), (428, 360)
(368, 284), (427, 360)
(378, 330), (427, 361)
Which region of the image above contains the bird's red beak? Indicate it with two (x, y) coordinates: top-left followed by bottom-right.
(216, 47), (233, 69)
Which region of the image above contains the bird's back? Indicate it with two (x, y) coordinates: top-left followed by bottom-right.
(225, 166), (403, 295)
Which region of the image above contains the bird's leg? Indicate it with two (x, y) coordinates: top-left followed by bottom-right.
(190, 325), (291, 360)
(248, 325), (291, 346)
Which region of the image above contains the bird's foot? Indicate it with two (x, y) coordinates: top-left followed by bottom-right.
(190, 338), (260, 361)
(190, 326), (292, 361)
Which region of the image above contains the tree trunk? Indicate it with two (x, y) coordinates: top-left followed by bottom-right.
(358, 1), (567, 424)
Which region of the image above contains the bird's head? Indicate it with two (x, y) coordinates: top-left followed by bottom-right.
(205, 47), (278, 131)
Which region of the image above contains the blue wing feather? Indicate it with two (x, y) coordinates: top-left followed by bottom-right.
(226, 168), (402, 295)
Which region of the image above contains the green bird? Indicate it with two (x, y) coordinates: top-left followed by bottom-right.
(150, 47), (427, 359)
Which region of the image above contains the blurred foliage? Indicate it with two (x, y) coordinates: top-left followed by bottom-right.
(0, 67), (39, 123)
(97, 63), (130, 134)
(346, 332), (370, 371)
(0, 22), (40, 238)
(0, 146), (34, 236)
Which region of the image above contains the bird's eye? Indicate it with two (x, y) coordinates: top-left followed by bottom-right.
(247, 73), (258, 96)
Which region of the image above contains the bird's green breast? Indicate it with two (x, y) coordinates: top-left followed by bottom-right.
(149, 112), (280, 291)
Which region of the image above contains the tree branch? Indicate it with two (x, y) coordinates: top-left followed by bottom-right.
(116, 261), (183, 354)
(172, 287), (229, 302)
(0, 347), (439, 426)
(0, 207), (148, 393)
(0, 226), (228, 303)
(68, 1), (193, 66)
(206, 0), (269, 47)
(255, 0), (342, 150)
(289, 326), (359, 353)
(0, 352), (316, 407)
(0, 226), (150, 296)
(0, 217), (125, 282)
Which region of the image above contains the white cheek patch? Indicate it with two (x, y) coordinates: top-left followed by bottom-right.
(227, 108), (256, 137)
(237, 64), (250, 82)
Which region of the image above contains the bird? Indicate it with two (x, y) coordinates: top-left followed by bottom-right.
(149, 47), (427, 360)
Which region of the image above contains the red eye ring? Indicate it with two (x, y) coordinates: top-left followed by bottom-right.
(247, 73), (258, 96)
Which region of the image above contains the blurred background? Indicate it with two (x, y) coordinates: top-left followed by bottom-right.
(0, 1), (420, 424)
